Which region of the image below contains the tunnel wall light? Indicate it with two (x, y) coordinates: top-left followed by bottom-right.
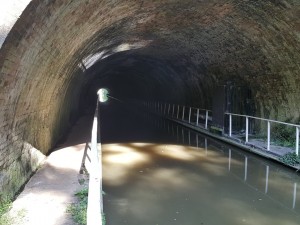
(97, 88), (109, 103)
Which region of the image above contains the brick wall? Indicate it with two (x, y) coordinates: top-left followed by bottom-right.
(0, 0), (300, 200)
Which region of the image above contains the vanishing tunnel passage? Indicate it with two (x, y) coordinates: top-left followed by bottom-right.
(0, 0), (300, 202)
(101, 102), (300, 225)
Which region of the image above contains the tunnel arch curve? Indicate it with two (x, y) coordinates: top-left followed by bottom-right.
(0, 0), (300, 199)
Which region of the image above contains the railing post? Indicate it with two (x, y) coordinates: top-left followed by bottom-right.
(177, 105), (180, 119)
(229, 114), (232, 137)
(168, 104), (171, 116)
(196, 109), (199, 126)
(267, 121), (271, 151)
(158, 102), (160, 114)
(296, 126), (299, 156)
(182, 106), (185, 120)
(205, 110), (209, 129)
(245, 116), (249, 143)
(188, 107), (191, 123)
(172, 104), (175, 117)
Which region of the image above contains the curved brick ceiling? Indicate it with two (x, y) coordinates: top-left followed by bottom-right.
(0, 1), (300, 158)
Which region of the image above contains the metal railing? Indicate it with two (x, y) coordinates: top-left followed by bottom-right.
(143, 101), (300, 156)
(146, 102), (211, 130)
(226, 113), (300, 155)
(87, 100), (103, 225)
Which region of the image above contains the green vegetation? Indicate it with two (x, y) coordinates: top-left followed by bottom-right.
(0, 199), (12, 225)
(0, 198), (25, 225)
(67, 188), (88, 225)
(272, 123), (296, 147)
(67, 188), (106, 225)
(279, 152), (300, 166)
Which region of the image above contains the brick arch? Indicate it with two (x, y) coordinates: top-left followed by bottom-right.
(0, 0), (299, 199)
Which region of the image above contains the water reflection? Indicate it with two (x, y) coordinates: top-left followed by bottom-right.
(100, 104), (300, 225)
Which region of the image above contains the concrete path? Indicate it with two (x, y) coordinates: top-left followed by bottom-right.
(9, 115), (92, 225)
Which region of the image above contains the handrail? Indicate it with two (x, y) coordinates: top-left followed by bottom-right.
(144, 101), (300, 156)
(225, 112), (300, 128)
(87, 100), (103, 225)
(226, 112), (299, 154)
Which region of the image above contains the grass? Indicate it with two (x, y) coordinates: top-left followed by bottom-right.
(67, 188), (88, 225)
(67, 188), (106, 225)
(0, 198), (26, 225)
(272, 123), (296, 147)
(0, 199), (12, 225)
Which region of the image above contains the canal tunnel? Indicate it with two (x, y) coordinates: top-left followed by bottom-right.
(0, 0), (300, 200)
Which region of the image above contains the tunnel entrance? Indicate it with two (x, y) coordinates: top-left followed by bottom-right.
(1, 0), (300, 217)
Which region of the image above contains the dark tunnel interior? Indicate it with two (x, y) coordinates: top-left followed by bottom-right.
(0, 0), (300, 199)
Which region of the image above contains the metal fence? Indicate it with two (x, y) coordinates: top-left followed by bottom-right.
(226, 113), (300, 155)
(143, 101), (300, 156)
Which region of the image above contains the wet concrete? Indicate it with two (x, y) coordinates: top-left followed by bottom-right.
(101, 102), (300, 225)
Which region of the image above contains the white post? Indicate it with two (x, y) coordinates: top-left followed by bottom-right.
(296, 127), (299, 156)
(196, 109), (200, 126)
(182, 106), (185, 120)
(172, 104), (175, 117)
(188, 107), (192, 123)
(265, 165), (269, 194)
(246, 116), (249, 143)
(168, 104), (171, 116)
(177, 105), (180, 119)
(205, 110), (209, 129)
(267, 121), (271, 151)
(229, 114), (232, 137)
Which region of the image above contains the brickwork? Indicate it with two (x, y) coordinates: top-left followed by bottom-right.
(0, 0), (300, 200)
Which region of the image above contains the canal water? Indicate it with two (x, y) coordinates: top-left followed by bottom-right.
(100, 102), (300, 225)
